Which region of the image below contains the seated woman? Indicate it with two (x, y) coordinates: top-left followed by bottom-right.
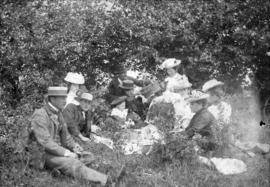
(185, 90), (218, 155)
(202, 79), (232, 125)
(159, 58), (190, 93)
(63, 89), (93, 142)
(146, 77), (193, 132)
(202, 79), (232, 154)
(104, 96), (144, 132)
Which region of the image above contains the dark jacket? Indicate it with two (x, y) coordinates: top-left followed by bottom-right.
(63, 103), (92, 137)
(185, 108), (217, 151)
(106, 75), (151, 103)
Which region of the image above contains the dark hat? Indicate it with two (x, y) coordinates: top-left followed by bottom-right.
(119, 80), (134, 90)
(47, 87), (67, 97)
(111, 96), (127, 106)
(112, 64), (126, 75)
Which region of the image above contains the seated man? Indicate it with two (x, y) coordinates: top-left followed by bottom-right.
(30, 86), (108, 186)
(63, 89), (94, 142)
(104, 96), (144, 131)
(185, 90), (218, 155)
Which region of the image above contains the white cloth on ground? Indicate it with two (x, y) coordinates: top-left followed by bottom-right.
(198, 156), (247, 175)
(119, 124), (164, 155)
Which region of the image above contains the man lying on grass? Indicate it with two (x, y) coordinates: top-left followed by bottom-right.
(30, 86), (108, 186)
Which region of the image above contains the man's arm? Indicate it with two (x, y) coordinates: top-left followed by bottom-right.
(186, 112), (212, 138)
(63, 104), (80, 137)
(31, 111), (70, 156)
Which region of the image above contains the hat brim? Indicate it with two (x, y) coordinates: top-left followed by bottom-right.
(203, 83), (224, 92)
(48, 94), (67, 97)
(187, 95), (209, 103)
(74, 97), (92, 102)
(119, 85), (134, 90)
(111, 96), (127, 106)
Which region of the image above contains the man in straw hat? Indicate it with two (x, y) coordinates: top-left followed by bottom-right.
(185, 90), (218, 155)
(63, 88), (94, 142)
(30, 86), (108, 186)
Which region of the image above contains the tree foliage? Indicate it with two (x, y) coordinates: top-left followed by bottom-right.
(0, 0), (270, 107)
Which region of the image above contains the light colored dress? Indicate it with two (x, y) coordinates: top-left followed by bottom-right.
(165, 73), (189, 92)
(208, 101), (232, 125)
(65, 91), (79, 107)
(147, 91), (194, 130)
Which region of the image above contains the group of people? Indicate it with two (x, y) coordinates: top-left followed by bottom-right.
(29, 58), (232, 186)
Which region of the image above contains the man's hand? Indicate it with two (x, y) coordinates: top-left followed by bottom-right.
(64, 150), (78, 159)
(73, 144), (84, 154)
(78, 134), (91, 142)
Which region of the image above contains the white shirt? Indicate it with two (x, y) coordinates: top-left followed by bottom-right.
(165, 73), (189, 92)
(111, 108), (128, 120)
(65, 91), (79, 107)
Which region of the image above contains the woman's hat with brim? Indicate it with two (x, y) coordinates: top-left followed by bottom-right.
(75, 86), (93, 101)
(186, 90), (209, 103)
(75, 92), (93, 102)
(47, 87), (68, 96)
(202, 79), (224, 92)
(159, 58), (181, 69)
(119, 80), (134, 90)
(111, 96), (128, 106)
(64, 72), (85, 84)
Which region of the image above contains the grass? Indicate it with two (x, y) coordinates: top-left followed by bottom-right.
(1, 94), (270, 187)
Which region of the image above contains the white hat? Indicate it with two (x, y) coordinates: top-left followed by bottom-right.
(202, 79), (224, 92)
(64, 72), (85, 84)
(160, 58), (181, 69)
(187, 90), (209, 102)
(75, 92), (93, 101)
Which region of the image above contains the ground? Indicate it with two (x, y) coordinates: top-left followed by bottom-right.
(0, 94), (270, 187)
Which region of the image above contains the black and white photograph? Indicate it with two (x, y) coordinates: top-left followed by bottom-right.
(0, 0), (270, 186)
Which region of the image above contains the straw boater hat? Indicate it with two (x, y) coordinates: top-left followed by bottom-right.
(75, 92), (93, 102)
(47, 87), (68, 97)
(187, 90), (209, 103)
(111, 96), (127, 106)
(64, 72), (85, 84)
(75, 87), (93, 101)
(202, 79), (224, 92)
(119, 80), (134, 90)
(159, 58), (181, 69)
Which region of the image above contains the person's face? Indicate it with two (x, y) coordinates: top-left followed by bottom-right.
(69, 84), (80, 92)
(207, 88), (222, 104)
(124, 89), (134, 97)
(50, 96), (67, 110)
(79, 99), (92, 111)
(116, 101), (126, 110)
(190, 101), (203, 113)
(166, 68), (177, 77)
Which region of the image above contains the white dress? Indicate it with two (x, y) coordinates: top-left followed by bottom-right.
(165, 73), (189, 92)
(147, 91), (194, 130)
(208, 101), (232, 125)
(65, 91), (79, 107)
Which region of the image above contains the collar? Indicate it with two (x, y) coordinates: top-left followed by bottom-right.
(48, 102), (59, 113)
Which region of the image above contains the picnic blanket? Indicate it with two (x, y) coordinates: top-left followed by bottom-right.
(117, 124), (165, 155)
